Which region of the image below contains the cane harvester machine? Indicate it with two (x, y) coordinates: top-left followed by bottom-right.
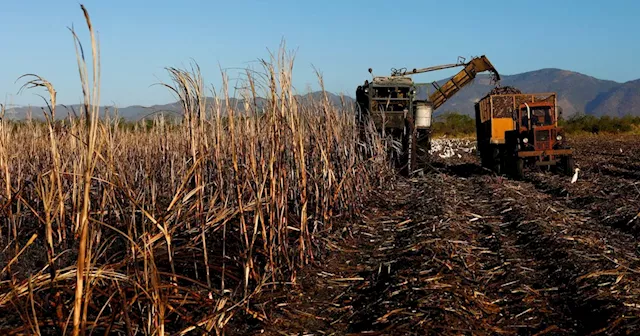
(356, 55), (500, 175)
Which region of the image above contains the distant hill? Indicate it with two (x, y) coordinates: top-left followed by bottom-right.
(2, 103), (180, 121)
(585, 79), (640, 117)
(4, 69), (639, 120)
(2, 92), (352, 121)
(419, 68), (621, 117)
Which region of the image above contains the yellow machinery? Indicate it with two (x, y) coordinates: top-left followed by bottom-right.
(474, 92), (574, 178)
(429, 56), (499, 110)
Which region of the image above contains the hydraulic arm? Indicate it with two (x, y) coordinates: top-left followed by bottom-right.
(389, 55), (500, 110)
(428, 55), (500, 110)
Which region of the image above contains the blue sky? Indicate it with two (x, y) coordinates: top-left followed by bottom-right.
(1, 0), (639, 107)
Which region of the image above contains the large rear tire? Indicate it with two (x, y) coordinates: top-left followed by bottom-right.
(491, 146), (502, 175)
(562, 155), (575, 176)
(409, 124), (417, 174)
(480, 145), (491, 169)
(400, 118), (417, 176)
(513, 158), (524, 180)
(414, 129), (431, 166)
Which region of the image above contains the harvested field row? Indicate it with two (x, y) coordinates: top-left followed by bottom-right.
(481, 174), (640, 335)
(252, 135), (640, 335)
(523, 135), (640, 238)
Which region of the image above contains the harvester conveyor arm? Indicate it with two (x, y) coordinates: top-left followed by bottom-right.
(428, 55), (500, 111)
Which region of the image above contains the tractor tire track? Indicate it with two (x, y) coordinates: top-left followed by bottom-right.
(467, 169), (640, 335)
(521, 158), (640, 238)
(252, 152), (639, 335)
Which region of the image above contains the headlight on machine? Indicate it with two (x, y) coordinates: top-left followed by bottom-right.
(522, 138), (529, 144)
(556, 135), (563, 141)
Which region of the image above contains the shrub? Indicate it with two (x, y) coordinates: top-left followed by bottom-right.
(429, 111), (640, 137)
(559, 113), (640, 134)
(431, 111), (476, 136)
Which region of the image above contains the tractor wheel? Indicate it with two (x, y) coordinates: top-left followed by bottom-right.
(562, 155), (575, 176)
(513, 158), (524, 180)
(409, 120), (417, 174)
(400, 118), (416, 176)
(491, 147), (502, 175)
(416, 129), (431, 165)
(409, 129), (417, 174)
(480, 146), (491, 169)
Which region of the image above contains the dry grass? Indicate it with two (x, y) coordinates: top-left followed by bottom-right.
(0, 5), (390, 335)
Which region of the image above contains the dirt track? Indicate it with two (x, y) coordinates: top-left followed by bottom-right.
(239, 135), (640, 335)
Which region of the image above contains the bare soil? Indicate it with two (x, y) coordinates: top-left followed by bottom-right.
(234, 135), (640, 335)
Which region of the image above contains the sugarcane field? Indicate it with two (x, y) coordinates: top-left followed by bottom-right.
(1, 3), (640, 336)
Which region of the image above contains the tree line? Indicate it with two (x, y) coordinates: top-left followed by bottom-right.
(431, 111), (640, 136)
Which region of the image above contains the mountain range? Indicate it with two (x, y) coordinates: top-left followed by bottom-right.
(426, 68), (637, 117)
(3, 68), (639, 120)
